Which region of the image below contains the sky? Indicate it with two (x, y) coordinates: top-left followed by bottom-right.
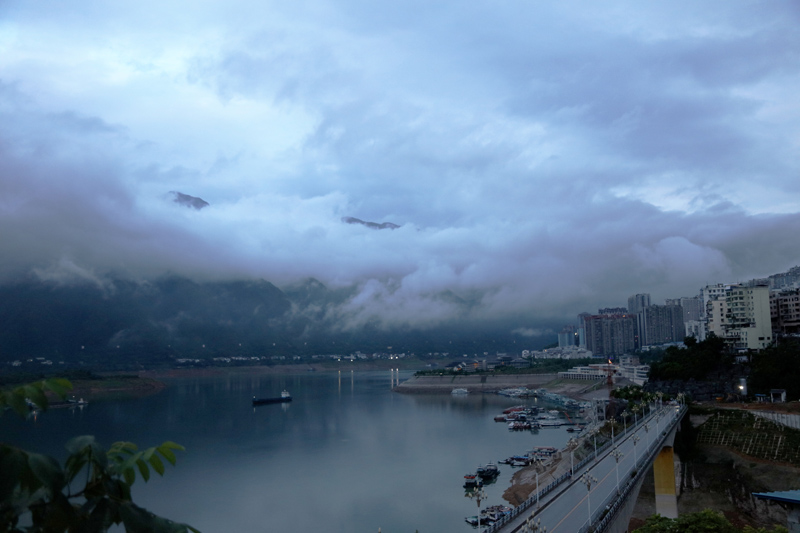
(1, 1), (800, 333)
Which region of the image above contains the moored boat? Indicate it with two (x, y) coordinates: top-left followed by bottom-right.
(476, 462), (499, 479)
(463, 474), (484, 489)
(252, 390), (292, 405)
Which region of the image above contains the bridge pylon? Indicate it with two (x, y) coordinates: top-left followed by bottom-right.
(653, 445), (678, 519)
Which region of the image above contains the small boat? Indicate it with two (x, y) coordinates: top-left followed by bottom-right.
(252, 390), (292, 405)
(538, 420), (562, 427)
(451, 388), (469, 395)
(477, 462), (499, 479)
(463, 474), (483, 489)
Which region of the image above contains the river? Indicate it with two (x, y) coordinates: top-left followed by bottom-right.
(3, 370), (573, 532)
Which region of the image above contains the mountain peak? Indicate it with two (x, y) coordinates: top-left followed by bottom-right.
(341, 216), (399, 230)
(170, 191), (209, 210)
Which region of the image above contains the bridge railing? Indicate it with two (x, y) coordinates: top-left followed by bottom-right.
(582, 405), (687, 533)
(485, 404), (676, 533)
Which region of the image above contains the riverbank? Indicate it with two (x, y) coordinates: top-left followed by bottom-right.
(393, 373), (607, 397)
(65, 375), (167, 400)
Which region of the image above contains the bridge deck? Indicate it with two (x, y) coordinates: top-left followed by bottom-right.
(488, 403), (687, 533)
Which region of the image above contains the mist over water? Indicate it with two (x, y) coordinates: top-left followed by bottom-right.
(4, 371), (572, 532)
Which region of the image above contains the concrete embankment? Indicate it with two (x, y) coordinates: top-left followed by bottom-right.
(394, 373), (562, 394)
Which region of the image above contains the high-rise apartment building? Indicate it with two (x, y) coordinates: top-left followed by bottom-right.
(584, 313), (637, 358)
(706, 284), (772, 351)
(771, 288), (800, 334)
(558, 325), (578, 348)
(627, 294), (651, 315)
(639, 304), (685, 346)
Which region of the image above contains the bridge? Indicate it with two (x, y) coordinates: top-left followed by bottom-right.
(487, 401), (688, 533)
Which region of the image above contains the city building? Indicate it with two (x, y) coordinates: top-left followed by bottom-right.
(558, 325), (578, 348)
(707, 284), (772, 351)
(584, 313), (637, 357)
(640, 304), (685, 347)
(770, 288), (800, 335)
(627, 293), (651, 315)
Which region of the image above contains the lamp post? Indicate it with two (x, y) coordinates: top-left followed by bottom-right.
(632, 434), (640, 465)
(580, 472), (598, 528)
(467, 485), (487, 528)
(521, 514), (547, 533)
(643, 422), (651, 447)
(622, 410), (630, 434)
(611, 447), (624, 494)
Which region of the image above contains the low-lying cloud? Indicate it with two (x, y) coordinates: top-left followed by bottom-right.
(2, 1), (800, 331)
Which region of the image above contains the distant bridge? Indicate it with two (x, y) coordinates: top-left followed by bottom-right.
(488, 402), (688, 533)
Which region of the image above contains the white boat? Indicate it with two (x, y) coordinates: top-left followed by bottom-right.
(538, 420), (563, 427)
(451, 388), (469, 395)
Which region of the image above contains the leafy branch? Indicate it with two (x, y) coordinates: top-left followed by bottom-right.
(1, 379), (199, 533)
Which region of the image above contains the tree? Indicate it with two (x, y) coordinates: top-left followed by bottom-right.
(1, 379), (198, 532)
(635, 509), (786, 533)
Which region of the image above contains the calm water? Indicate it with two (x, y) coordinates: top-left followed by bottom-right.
(3, 371), (572, 532)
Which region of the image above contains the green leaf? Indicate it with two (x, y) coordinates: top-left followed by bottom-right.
(123, 466), (136, 486)
(147, 454), (165, 476)
(157, 446), (177, 466)
(27, 452), (65, 495)
(66, 435), (97, 455)
(0, 445), (27, 501)
(136, 458), (151, 482)
(23, 384), (48, 411)
(110, 441), (138, 456)
(43, 378), (73, 398)
(6, 391), (30, 417)
(159, 441), (185, 452)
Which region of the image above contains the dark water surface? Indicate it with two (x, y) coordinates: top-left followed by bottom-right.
(3, 371), (572, 532)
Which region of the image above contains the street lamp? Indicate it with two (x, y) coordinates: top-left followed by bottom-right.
(632, 434), (640, 465)
(611, 447), (624, 494)
(621, 410), (630, 434)
(521, 514), (547, 533)
(580, 472), (598, 528)
(643, 422), (651, 447)
(467, 485), (487, 527)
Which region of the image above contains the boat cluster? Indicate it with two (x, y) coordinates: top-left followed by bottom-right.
(499, 446), (560, 467)
(464, 505), (513, 527)
(462, 462), (500, 488)
(497, 387), (536, 398)
(494, 405), (576, 431)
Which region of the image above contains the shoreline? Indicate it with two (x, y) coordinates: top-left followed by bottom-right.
(393, 373), (610, 400)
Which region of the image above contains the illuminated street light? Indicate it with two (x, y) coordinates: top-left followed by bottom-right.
(580, 472), (599, 528)
(610, 447), (624, 494)
(467, 485), (488, 528)
(521, 514), (547, 533)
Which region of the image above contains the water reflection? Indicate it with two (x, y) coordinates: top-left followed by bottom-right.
(3, 371), (572, 533)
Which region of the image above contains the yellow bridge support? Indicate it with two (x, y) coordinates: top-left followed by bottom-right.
(653, 446), (678, 519)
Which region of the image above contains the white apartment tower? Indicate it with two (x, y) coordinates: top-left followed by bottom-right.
(706, 284), (772, 351)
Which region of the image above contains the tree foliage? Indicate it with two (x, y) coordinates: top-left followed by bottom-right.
(748, 339), (800, 398)
(636, 509), (786, 533)
(1, 380), (198, 532)
(648, 334), (730, 381)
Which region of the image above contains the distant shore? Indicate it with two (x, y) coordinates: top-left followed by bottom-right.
(394, 373), (609, 399)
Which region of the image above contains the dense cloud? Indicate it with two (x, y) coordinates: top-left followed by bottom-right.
(1, 1), (799, 331)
